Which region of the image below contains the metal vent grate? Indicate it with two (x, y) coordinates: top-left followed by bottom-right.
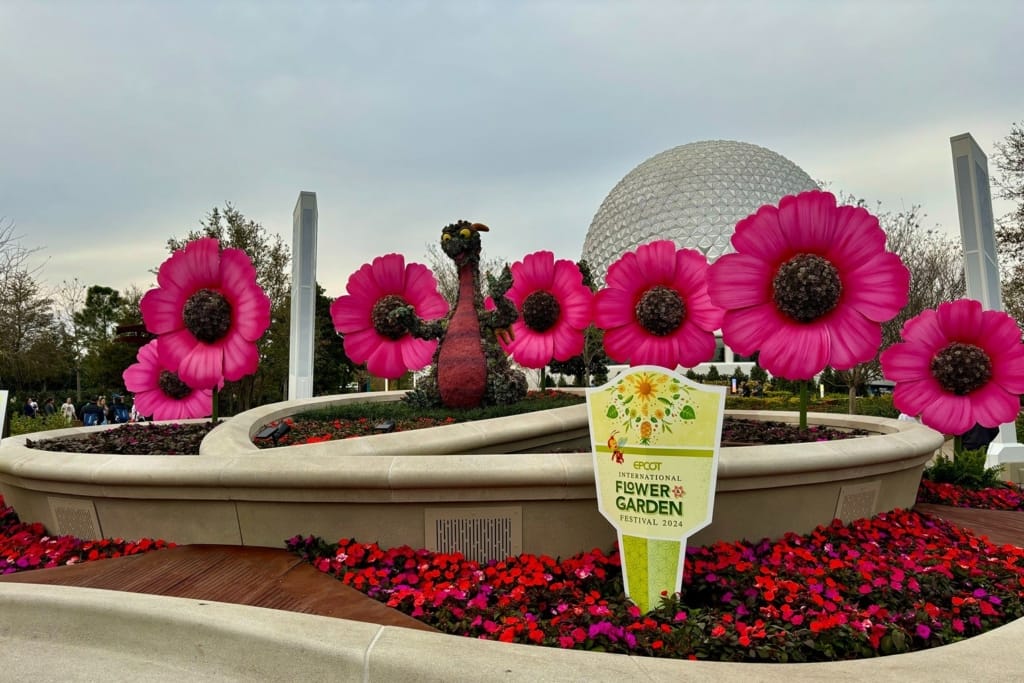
(425, 506), (522, 563)
(834, 482), (880, 523)
(48, 496), (102, 539)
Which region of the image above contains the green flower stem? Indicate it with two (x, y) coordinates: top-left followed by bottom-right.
(212, 387), (220, 423)
(799, 380), (809, 431)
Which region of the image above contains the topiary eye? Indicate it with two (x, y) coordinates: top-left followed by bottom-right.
(460, 228), (472, 238)
(442, 233), (451, 242)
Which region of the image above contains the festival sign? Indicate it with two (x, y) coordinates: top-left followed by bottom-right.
(587, 366), (726, 612)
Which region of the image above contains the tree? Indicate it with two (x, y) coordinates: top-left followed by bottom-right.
(168, 204), (291, 307)
(993, 122), (1024, 325)
(165, 204), (291, 413)
(73, 285), (142, 396)
(0, 269), (70, 392)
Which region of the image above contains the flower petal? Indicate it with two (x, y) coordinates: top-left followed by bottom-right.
(177, 343), (225, 389)
(140, 287), (186, 335)
(221, 332), (260, 382)
(371, 253), (407, 294)
(824, 310), (882, 370)
(759, 323), (830, 379)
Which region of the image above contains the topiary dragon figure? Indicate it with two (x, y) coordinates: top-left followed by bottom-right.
(393, 220), (528, 409)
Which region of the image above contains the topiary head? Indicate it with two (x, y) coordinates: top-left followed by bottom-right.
(441, 220), (488, 268)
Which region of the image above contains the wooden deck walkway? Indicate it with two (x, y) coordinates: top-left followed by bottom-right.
(1, 505), (1022, 630)
(0, 544), (436, 632)
(915, 504), (1024, 547)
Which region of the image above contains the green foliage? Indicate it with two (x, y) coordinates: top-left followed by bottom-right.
(749, 363), (768, 383)
(924, 449), (1004, 490)
(724, 393), (899, 418)
(705, 365), (721, 381)
(10, 413), (70, 436)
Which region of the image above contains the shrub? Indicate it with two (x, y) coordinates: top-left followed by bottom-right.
(10, 413), (70, 436)
(924, 448), (1005, 490)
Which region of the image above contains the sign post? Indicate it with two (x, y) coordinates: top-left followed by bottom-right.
(587, 366), (726, 612)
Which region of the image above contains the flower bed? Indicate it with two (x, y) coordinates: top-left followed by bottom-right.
(5, 487), (1024, 663)
(1, 495), (173, 573)
(917, 479), (1024, 511)
(286, 506), (1024, 662)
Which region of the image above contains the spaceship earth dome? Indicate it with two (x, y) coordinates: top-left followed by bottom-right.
(581, 140), (818, 284)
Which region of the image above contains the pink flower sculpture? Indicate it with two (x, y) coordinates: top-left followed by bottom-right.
(140, 237), (271, 389)
(595, 240), (723, 368)
(880, 299), (1024, 435)
(330, 253), (449, 379)
(502, 251), (593, 369)
(123, 339), (213, 420)
(707, 190), (910, 379)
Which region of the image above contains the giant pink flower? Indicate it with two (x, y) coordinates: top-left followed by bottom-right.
(140, 237), (271, 390)
(502, 251), (593, 369)
(330, 253), (449, 379)
(880, 299), (1024, 435)
(594, 240), (723, 368)
(707, 190), (910, 379)
(123, 339), (213, 420)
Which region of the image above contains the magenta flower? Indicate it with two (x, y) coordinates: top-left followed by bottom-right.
(707, 190), (909, 379)
(880, 299), (1024, 435)
(122, 339), (213, 420)
(595, 240), (723, 368)
(140, 237), (271, 389)
(330, 253), (449, 379)
(502, 251), (593, 369)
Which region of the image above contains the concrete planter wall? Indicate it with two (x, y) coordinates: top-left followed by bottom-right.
(0, 393), (943, 559)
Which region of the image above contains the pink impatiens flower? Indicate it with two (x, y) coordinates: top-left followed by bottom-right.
(707, 190), (910, 379)
(595, 240), (723, 368)
(140, 237), (271, 389)
(502, 251), (593, 369)
(330, 253), (449, 379)
(122, 339), (213, 420)
(880, 299), (1024, 435)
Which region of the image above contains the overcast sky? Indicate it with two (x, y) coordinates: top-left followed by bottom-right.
(1, 0), (1021, 302)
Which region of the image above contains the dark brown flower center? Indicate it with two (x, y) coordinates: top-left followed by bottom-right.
(371, 294), (409, 340)
(930, 342), (992, 395)
(522, 291), (561, 332)
(158, 370), (193, 400)
(772, 254), (842, 323)
(183, 289), (233, 344)
(635, 285), (685, 336)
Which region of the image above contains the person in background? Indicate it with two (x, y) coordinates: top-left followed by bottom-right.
(22, 398), (36, 418)
(43, 398), (56, 416)
(60, 397), (77, 424)
(98, 396), (111, 425)
(111, 395), (130, 423)
(81, 398), (104, 426)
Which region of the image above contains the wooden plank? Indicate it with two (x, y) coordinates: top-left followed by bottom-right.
(915, 504), (1024, 548)
(0, 545), (436, 633)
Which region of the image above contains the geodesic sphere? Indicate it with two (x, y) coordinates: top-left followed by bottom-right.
(581, 140), (818, 284)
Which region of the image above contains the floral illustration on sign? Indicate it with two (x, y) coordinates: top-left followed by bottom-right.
(602, 370), (695, 445)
